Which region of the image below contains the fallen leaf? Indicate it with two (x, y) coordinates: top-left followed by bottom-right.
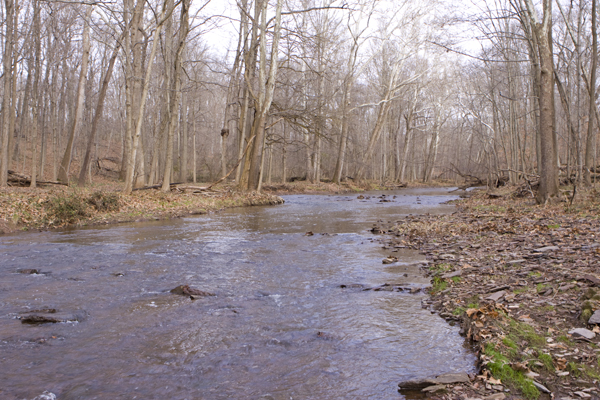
(488, 377), (502, 385)
(466, 308), (479, 317)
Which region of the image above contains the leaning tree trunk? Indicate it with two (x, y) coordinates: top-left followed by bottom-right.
(124, 0), (169, 194)
(78, 39), (121, 186)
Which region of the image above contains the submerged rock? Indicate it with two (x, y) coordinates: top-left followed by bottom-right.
(340, 283), (364, 289)
(20, 311), (85, 324)
(398, 372), (470, 390)
(170, 285), (215, 297)
(17, 269), (40, 274)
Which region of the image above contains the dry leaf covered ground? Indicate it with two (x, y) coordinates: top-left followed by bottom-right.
(0, 184), (284, 234)
(375, 187), (600, 400)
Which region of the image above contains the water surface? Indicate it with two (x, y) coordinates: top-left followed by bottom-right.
(0, 188), (476, 399)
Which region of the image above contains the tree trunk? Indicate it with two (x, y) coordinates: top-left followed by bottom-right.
(78, 40), (121, 186)
(245, 0), (283, 191)
(585, 0), (598, 185)
(161, 0), (190, 192)
(0, 0), (15, 186)
(125, 0), (170, 193)
(522, 0), (559, 202)
(58, 5), (93, 183)
(30, 0), (42, 188)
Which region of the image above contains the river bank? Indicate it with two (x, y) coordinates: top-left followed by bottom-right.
(0, 179), (416, 234)
(0, 184), (284, 234)
(375, 186), (600, 400)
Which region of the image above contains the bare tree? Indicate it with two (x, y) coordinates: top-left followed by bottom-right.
(57, 5), (93, 183)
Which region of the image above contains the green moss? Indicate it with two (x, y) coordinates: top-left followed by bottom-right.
(430, 263), (453, 275)
(502, 337), (519, 359)
(485, 344), (540, 400)
(507, 319), (546, 348)
(536, 283), (551, 294)
(557, 335), (572, 345)
(538, 353), (554, 371)
(431, 276), (448, 293)
(453, 307), (466, 316)
(567, 362), (581, 378)
(451, 276), (462, 283)
(583, 288), (598, 300)
(581, 308), (593, 323)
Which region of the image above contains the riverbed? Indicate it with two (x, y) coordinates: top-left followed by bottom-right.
(0, 188), (476, 399)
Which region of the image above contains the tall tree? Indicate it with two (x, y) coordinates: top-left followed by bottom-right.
(57, 5), (93, 183)
(240, 0), (283, 192)
(0, 0), (15, 187)
(520, 0), (559, 202)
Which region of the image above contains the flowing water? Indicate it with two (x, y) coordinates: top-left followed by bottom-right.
(0, 188), (476, 400)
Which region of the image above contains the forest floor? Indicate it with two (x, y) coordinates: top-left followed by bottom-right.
(377, 185), (600, 400)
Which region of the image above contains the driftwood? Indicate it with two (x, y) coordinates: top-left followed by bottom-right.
(7, 170), (67, 187)
(131, 182), (183, 191)
(131, 183), (226, 195)
(449, 163), (485, 190)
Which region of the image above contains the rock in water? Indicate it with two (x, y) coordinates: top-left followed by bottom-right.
(21, 311), (85, 324)
(21, 315), (62, 324)
(17, 268), (39, 274)
(170, 285), (215, 297)
(398, 372), (470, 390)
(422, 385), (446, 393)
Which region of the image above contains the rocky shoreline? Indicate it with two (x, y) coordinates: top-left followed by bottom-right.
(375, 188), (600, 400)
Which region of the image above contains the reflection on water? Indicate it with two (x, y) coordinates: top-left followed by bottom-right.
(0, 188), (476, 399)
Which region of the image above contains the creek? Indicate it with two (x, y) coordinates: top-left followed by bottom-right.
(0, 188), (476, 399)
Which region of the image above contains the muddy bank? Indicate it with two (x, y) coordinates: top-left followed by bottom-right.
(374, 187), (600, 399)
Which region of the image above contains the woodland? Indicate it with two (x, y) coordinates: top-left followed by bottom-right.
(0, 0), (598, 202)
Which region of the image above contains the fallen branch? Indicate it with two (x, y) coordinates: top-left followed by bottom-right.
(207, 134), (256, 190)
(500, 168), (539, 178)
(132, 182), (183, 191)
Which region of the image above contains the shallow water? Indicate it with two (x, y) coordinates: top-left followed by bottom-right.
(0, 188), (476, 399)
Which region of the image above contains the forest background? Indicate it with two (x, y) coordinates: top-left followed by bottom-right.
(0, 0), (598, 202)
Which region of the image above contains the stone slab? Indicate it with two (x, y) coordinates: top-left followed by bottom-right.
(569, 328), (596, 340)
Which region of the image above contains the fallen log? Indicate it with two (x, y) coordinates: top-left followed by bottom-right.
(7, 170), (67, 187)
(131, 182), (183, 191)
